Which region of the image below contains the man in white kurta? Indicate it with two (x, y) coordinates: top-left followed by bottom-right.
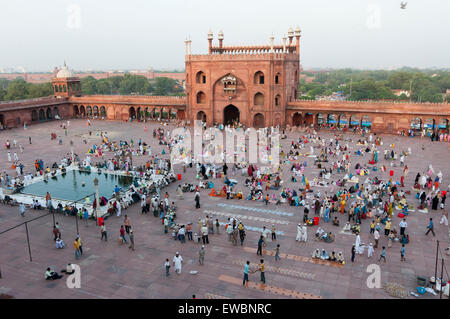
(173, 253), (183, 274)
(296, 224), (302, 241)
(355, 234), (364, 254)
(301, 224), (308, 242)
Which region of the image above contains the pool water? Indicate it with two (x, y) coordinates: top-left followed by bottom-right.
(21, 170), (135, 202)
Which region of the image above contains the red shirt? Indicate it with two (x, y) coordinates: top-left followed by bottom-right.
(120, 228), (125, 236)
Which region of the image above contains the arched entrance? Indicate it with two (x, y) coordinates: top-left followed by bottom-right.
(362, 115), (371, 129)
(0, 114), (4, 127)
(87, 106), (92, 117)
(197, 111), (207, 122)
(177, 110), (186, 120)
(80, 105), (85, 116)
(350, 115), (360, 128)
(73, 105), (79, 116)
(39, 109), (45, 121)
(46, 107), (52, 120)
(438, 118), (449, 133)
(316, 113), (325, 126)
(292, 113), (302, 126)
(54, 107), (59, 118)
(223, 105), (240, 125)
(129, 107), (136, 119)
(338, 114), (347, 128)
(411, 117), (422, 131)
(100, 106), (106, 118)
(31, 110), (38, 122)
(93, 106), (99, 117)
(327, 114), (337, 127)
(253, 113), (265, 128)
(304, 113), (314, 126)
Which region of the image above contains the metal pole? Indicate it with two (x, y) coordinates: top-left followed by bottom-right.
(440, 258), (444, 299)
(75, 207), (79, 235)
(25, 222), (32, 262)
(435, 240), (439, 286)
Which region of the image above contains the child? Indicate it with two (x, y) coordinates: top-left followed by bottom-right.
(275, 244), (280, 261)
(378, 246), (386, 263)
(164, 258), (170, 276)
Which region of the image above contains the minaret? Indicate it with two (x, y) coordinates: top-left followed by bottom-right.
(208, 30), (213, 54)
(218, 30), (224, 52)
(269, 33), (274, 53)
(185, 38), (189, 56)
(295, 26), (301, 55)
(282, 35), (287, 53)
(288, 27), (294, 52)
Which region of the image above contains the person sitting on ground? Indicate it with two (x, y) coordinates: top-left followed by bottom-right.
(55, 236), (65, 249)
(45, 267), (63, 280)
(320, 249), (330, 260)
(325, 232), (335, 243)
(332, 216), (340, 226)
(351, 223), (361, 234)
(61, 263), (75, 274)
(315, 227), (325, 239)
(336, 251), (345, 264)
(330, 251), (337, 262)
(312, 248), (321, 259)
(343, 221), (351, 232)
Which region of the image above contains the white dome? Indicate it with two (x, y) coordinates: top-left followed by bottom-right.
(56, 64), (75, 78)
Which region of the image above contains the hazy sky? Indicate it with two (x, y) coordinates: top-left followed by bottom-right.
(1, 0), (449, 72)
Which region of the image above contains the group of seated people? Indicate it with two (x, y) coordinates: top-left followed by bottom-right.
(45, 263), (76, 280)
(315, 227), (335, 243)
(312, 249), (345, 264)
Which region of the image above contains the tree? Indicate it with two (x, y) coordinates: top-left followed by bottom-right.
(4, 79), (29, 100)
(152, 77), (181, 95)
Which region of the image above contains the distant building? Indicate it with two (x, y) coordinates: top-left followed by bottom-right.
(392, 89), (410, 97)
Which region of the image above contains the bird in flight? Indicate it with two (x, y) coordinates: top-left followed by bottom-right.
(400, 2), (407, 9)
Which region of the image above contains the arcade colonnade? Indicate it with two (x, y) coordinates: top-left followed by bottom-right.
(288, 110), (450, 134)
(71, 104), (186, 121)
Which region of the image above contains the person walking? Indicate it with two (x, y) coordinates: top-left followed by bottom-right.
(440, 209), (448, 226)
(195, 191), (200, 209)
(52, 226), (60, 241)
(101, 223), (107, 241)
(351, 245), (356, 262)
(275, 244), (281, 261)
(76, 234), (83, 256)
(201, 224), (209, 244)
(374, 228), (380, 248)
(73, 238), (80, 260)
(243, 261), (250, 287)
(425, 218), (435, 236)
(215, 219), (220, 234)
(400, 244), (406, 262)
(378, 246), (386, 263)
(119, 225), (128, 244)
(399, 219), (407, 236)
(198, 245), (205, 265)
(271, 224), (276, 241)
(164, 258), (171, 276)
(129, 230), (135, 251)
(124, 215), (131, 234)
(257, 236), (264, 256)
(367, 243), (374, 258)
(19, 202), (26, 217)
(240, 229), (246, 246)
(173, 252), (183, 274)
(258, 259), (266, 284)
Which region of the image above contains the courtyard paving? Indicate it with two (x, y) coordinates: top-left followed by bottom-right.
(0, 119), (449, 299)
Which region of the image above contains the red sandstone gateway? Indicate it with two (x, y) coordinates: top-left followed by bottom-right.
(0, 28), (448, 133)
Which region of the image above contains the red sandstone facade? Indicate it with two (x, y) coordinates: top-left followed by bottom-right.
(185, 29), (301, 128)
(0, 29), (449, 134)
